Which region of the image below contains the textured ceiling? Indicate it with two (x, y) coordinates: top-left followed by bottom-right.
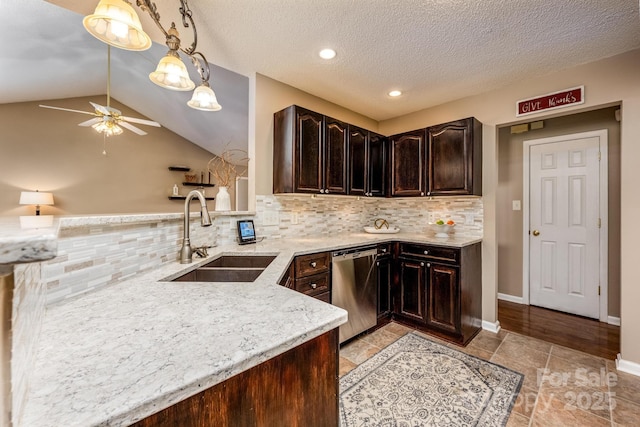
(2, 0), (639, 155)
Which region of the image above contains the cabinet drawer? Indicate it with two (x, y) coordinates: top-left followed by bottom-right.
(399, 244), (459, 264)
(295, 273), (329, 296)
(295, 252), (330, 277)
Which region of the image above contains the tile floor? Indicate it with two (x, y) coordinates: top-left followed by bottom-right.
(339, 322), (640, 426)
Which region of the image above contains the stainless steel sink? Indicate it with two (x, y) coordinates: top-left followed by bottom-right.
(202, 255), (276, 269)
(168, 255), (276, 283)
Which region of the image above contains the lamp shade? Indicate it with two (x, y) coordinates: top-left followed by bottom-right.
(83, 0), (151, 51)
(19, 191), (54, 206)
(187, 84), (222, 111)
(149, 54), (196, 91)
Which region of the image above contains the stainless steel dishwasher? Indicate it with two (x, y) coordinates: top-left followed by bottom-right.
(331, 247), (378, 343)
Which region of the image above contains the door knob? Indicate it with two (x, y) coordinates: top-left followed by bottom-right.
(532, 230), (540, 236)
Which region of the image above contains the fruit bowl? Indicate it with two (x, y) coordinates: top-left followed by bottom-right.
(429, 221), (455, 238)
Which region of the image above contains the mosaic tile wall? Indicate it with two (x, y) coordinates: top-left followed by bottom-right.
(216, 195), (483, 244)
(42, 218), (217, 306)
(11, 262), (44, 426)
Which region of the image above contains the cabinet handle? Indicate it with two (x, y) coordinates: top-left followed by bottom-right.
(427, 192), (431, 196)
(319, 189), (325, 194)
(381, 248), (387, 253)
(420, 192), (425, 196)
(310, 283), (317, 289)
(310, 261), (317, 268)
(376, 261), (380, 266)
(427, 263), (431, 268)
(423, 250), (429, 255)
(325, 189), (330, 194)
(420, 262), (425, 267)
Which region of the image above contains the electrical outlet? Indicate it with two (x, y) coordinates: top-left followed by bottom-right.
(465, 214), (474, 225)
(291, 212), (299, 225)
(262, 211), (279, 226)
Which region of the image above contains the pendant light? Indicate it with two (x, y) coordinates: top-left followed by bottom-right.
(83, 0), (151, 51)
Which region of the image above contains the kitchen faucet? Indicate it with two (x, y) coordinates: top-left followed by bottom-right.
(179, 190), (212, 264)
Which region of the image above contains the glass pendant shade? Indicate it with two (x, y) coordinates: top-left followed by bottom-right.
(187, 84), (222, 111)
(149, 54), (196, 91)
(83, 0), (151, 51)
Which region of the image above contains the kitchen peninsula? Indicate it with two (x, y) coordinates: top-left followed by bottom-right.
(3, 215), (481, 426)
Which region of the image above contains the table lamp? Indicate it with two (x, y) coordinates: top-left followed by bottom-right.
(19, 191), (54, 215)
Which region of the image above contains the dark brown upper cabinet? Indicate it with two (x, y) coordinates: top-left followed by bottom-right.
(274, 105), (347, 194)
(426, 117), (482, 196)
(349, 128), (387, 197)
(274, 105), (323, 193)
(390, 130), (426, 197)
(324, 116), (348, 195)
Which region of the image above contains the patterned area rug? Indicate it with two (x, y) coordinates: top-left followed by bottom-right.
(340, 333), (523, 427)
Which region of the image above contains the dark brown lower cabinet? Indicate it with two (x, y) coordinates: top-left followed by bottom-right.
(396, 258), (427, 324)
(376, 255), (393, 318)
(426, 263), (459, 334)
(390, 242), (481, 345)
(131, 329), (339, 427)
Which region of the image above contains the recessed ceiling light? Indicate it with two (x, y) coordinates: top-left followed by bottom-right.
(319, 48), (336, 60)
(388, 90), (402, 97)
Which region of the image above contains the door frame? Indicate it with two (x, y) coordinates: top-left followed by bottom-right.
(522, 129), (609, 322)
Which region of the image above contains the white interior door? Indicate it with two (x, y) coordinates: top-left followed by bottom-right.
(527, 133), (602, 319)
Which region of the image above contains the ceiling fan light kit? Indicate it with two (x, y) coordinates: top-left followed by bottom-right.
(84, 0), (221, 111)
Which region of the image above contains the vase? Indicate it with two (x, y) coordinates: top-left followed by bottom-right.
(215, 186), (231, 211)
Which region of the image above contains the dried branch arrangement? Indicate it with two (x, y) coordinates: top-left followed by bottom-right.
(207, 148), (249, 188)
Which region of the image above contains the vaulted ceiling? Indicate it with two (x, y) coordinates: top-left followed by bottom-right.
(2, 0), (639, 155)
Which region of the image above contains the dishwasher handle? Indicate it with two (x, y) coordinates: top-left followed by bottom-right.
(332, 248), (377, 260)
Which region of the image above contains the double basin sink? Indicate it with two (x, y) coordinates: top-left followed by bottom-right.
(169, 255), (276, 283)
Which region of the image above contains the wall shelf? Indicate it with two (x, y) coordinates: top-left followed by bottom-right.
(168, 196), (215, 200)
(168, 166), (191, 172)
(182, 182), (216, 187)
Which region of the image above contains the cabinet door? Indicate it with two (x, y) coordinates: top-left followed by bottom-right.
(348, 126), (367, 196)
(294, 108), (324, 193)
(390, 130), (426, 197)
(396, 258), (427, 323)
(368, 132), (387, 197)
(427, 118), (479, 195)
(376, 256), (393, 318)
(426, 262), (460, 334)
(324, 116), (348, 195)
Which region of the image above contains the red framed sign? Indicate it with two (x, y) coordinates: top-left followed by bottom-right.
(516, 86), (584, 117)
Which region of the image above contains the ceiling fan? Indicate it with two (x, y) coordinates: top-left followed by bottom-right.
(39, 46), (160, 136)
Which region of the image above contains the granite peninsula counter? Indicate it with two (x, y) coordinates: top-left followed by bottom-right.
(17, 225), (481, 427)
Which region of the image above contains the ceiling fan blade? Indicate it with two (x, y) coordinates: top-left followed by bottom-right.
(39, 105), (96, 116)
(90, 102), (111, 115)
(119, 121), (148, 136)
(121, 116), (161, 127)
(78, 118), (102, 127)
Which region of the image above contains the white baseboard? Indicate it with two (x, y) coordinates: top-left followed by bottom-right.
(617, 354), (640, 377)
(482, 320), (501, 334)
(497, 293), (525, 304)
(608, 316), (621, 326)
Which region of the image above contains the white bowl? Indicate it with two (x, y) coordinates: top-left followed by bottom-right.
(429, 223), (455, 238)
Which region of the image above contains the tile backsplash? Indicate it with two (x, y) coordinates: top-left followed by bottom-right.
(217, 195), (483, 244)
(11, 262), (44, 427)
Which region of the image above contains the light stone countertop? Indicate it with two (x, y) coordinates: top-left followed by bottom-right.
(19, 228), (481, 427)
